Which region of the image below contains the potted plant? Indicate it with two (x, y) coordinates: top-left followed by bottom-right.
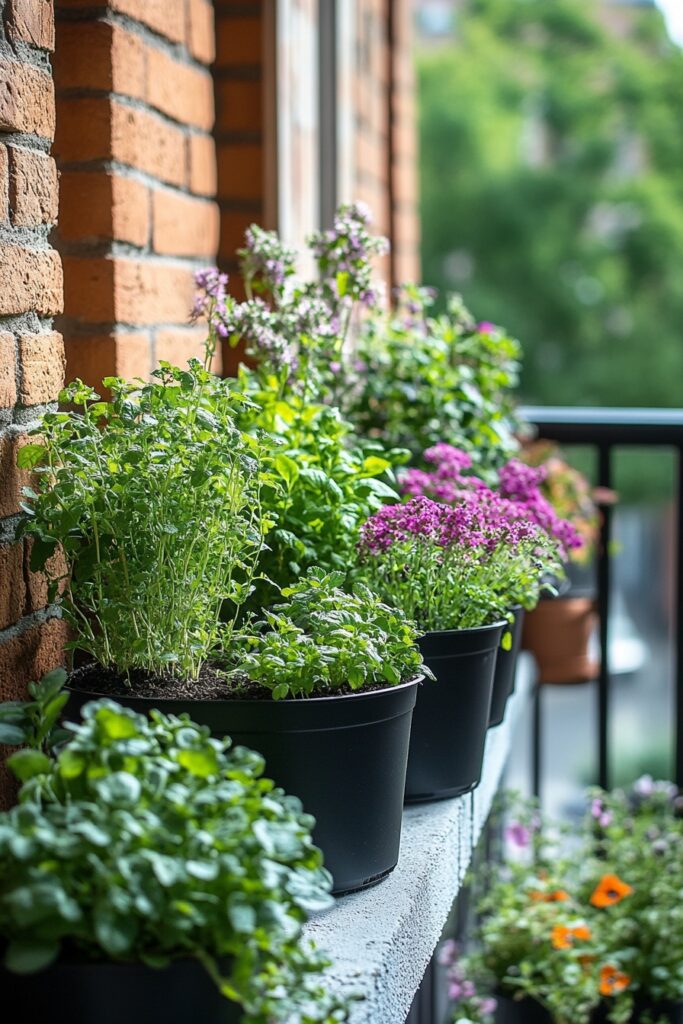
(400, 446), (575, 726)
(0, 672), (349, 1024)
(357, 488), (562, 801)
(517, 443), (616, 685)
(65, 568), (427, 896)
(445, 781), (683, 1024)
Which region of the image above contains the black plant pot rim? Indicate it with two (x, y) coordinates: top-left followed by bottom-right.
(67, 674), (422, 733)
(419, 620), (507, 659)
(420, 620), (507, 640)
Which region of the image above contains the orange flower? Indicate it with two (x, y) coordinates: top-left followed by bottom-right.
(551, 924), (592, 950)
(530, 889), (570, 903)
(590, 874), (633, 908)
(600, 965), (631, 996)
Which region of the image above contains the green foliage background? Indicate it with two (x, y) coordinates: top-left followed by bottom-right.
(419, 0), (683, 409)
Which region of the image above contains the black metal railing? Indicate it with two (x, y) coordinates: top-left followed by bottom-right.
(520, 406), (683, 791)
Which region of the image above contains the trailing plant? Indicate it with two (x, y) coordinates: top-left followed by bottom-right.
(340, 290), (521, 472)
(358, 491), (563, 632)
(228, 567), (429, 699)
(0, 679), (349, 1023)
(18, 363), (272, 679)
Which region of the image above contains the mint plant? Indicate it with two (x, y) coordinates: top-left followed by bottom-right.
(229, 568), (429, 699)
(0, 685), (348, 1023)
(18, 362), (272, 679)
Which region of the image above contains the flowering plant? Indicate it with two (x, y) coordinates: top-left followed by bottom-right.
(357, 490), (562, 632)
(341, 290), (521, 471)
(521, 441), (617, 563)
(447, 781), (683, 1024)
(192, 203), (388, 401)
(401, 444), (582, 566)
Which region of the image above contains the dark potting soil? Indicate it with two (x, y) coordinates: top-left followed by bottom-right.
(69, 662), (409, 702)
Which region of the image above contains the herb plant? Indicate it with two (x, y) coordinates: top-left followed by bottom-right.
(229, 568), (429, 699)
(18, 363), (272, 679)
(0, 683), (348, 1023)
(235, 379), (405, 605)
(341, 290), (521, 471)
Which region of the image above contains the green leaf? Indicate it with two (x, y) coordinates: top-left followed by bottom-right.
(177, 747), (218, 778)
(4, 940), (59, 975)
(7, 749), (51, 781)
(501, 630), (513, 652)
(336, 270), (350, 298)
(274, 454), (300, 490)
(0, 723), (27, 745)
(94, 904), (137, 955)
(96, 771), (141, 804)
(58, 748), (86, 779)
(362, 455), (392, 476)
(96, 706), (139, 740)
(16, 444), (45, 470)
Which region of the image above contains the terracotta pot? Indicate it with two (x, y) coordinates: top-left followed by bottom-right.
(521, 595), (598, 685)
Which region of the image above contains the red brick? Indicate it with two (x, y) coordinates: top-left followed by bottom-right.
(0, 333), (16, 408)
(0, 246), (63, 316)
(0, 543), (25, 631)
(0, 617), (68, 704)
(0, 617), (68, 808)
(188, 134), (217, 197)
(55, 21), (146, 100)
(5, 0), (55, 51)
(216, 15), (262, 66)
(217, 143), (263, 200)
(0, 58), (55, 139)
(146, 48), (214, 130)
(155, 326), (222, 373)
(55, 98), (187, 188)
(112, 0), (185, 43)
(152, 189), (219, 258)
(18, 332), (65, 406)
(215, 78), (262, 133)
(65, 332), (152, 384)
(63, 256), (196, 325)
(0, 143), (7, 222)
(8, 147), (58, 226)
(25, 542), (68, 614)
(0, 433), (36, 517)
(188, 0), (216, 64)
(59, 171), (150, 247)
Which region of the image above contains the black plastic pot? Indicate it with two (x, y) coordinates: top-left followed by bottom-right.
(68, 677), (419, 896)
(404, 622), (505, 803)
(494, 994), (552, 1024)
(488, 607), (525, 728)
(0, 956), (241, 1024)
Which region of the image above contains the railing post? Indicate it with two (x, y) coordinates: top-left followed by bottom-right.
(597, 445), (613, 790)
(676, 446), (683, 788)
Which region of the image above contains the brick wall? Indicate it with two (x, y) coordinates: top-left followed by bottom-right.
(0, 0), (67, 807)
(53, 0), (220, 383)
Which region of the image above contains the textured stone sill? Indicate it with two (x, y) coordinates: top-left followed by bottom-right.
(304, 656), (535, 1024)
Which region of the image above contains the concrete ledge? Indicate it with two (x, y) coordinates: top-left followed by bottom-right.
(304, 656), (535, 1024)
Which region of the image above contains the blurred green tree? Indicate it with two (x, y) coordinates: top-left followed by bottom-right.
(419, 0), (683, 407)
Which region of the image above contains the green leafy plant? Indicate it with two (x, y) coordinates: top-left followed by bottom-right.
(0, 682), (349, 1023)
(341, 289), (521, 472)
(18, 363), (272, 679)
(228, 567), (429, 699)
(235, 376), (405, 605)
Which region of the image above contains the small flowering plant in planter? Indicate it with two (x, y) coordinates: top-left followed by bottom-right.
(447, 782), (683, 1024)
(357, 491), (562, 800)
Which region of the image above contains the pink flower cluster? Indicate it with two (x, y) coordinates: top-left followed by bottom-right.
(400, 444), (582, 561)
(438, 941), (497, 1017)
(358, 493), (541, 557)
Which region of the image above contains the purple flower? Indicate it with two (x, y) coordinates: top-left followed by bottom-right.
(505, 821), (532, 848)
(437, 939), (459, 966)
